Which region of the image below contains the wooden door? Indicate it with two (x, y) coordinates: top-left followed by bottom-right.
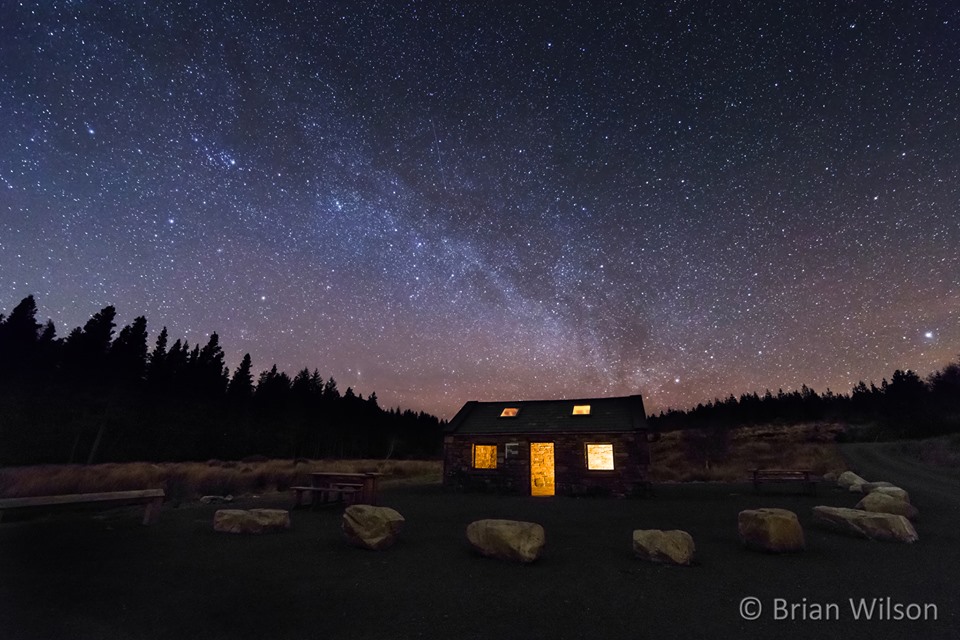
(529, 442), (555, 496)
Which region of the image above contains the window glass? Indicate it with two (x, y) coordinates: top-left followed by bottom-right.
(586, 443), (614, 470)
(473, 444), (497, 468)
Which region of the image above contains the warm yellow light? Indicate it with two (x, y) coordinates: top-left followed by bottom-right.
(500, 407), (519, 417)
(530, 442), (555, 496)
(572, 404), (591, 415)
(586, 443), (614, 470)
(473, 444), (497, 469)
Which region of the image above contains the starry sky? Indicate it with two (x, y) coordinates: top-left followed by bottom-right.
(2, 1), (958, 420)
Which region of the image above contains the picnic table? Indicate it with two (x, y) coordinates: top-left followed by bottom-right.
(0, 489), (165, 525)
(291, 471), (382, 508)
(750, 468), (816, 495)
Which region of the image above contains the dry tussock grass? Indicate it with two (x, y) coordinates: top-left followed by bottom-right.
(892, 434), (960, 468)
(0, 459), (442, 501)
(649, 422), (848, 482)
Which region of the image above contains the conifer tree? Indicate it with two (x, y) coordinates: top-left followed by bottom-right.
(228, 353), (254, 399)
(0, 295), (42, 379)
(110, 316), (148, 383)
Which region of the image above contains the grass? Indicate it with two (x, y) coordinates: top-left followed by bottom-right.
(0, 459), (442, 501)
(1, 481), (956, 640)
(886, 433), (960, 468)
(649, 422), (849, 482)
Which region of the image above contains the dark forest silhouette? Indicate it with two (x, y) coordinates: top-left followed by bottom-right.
(1, 295), (958, 466)
(650, 362), (960, 438)
(0, 295), (443, 466)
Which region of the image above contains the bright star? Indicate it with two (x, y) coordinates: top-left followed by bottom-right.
(924, 331), (934, 339)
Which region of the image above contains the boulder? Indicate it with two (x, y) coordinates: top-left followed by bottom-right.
(822, 471), (839, 483)
(466, 519), (545, 563)
(812, 506), (918, 543)
(632, 529), (695, 566)
(860, 481), (895, 492)
(200, 495), (234, 504)
(213, 508), (290, 534)
(738, 508), (805, 552)
(870, 486), (910, 503)
(837, 471), (868, 490)
(341, 505), (405, 550)
(855, 492), (919, 521)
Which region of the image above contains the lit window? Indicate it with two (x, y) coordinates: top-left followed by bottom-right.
(473, 444), (497, 469)
(572, 404), (591, 415)
(586, 444), (614, 470)
(500, 407), (519, 418)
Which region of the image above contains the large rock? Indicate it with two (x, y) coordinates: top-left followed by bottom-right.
(837, 471), (868, 490)
(466, 519), (545, 563)
(869, 486), (910, 503)
(213, 508), (291, 534)
(860, 481), (895, 492)
(855, 492), (919, 521)
(738, 508), (805, 552)
(632, 529), (695, 566)
(341, 505), (405, 550)
(812, 506), (918, 543)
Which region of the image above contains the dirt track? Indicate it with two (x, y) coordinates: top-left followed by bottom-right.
(840, 443), (960, 510)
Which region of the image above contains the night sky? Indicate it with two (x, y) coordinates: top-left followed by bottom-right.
(2, 2), (958, 419)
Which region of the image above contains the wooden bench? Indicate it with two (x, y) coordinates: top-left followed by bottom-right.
(0, 489), (165, 525)
(751, 469), (816, 495)
(290, 484), (361, 508)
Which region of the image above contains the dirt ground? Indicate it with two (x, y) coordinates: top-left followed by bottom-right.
(1, 446), (957, 640)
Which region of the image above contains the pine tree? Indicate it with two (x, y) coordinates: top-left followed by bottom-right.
(228, 354), (254, 399)
(0, 295), (42, 379)
(110, 316), (148, 384)
(147, 327), (169, 386)
(196, 333), (228, 396)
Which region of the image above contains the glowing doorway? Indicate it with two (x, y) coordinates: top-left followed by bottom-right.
(530, 442), (555, 496)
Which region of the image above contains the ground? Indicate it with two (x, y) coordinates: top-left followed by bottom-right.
(0, 444), (957, 640)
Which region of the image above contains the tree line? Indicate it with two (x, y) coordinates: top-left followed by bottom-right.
(0, 295), (444, 466)
(649, 361), (960, 439)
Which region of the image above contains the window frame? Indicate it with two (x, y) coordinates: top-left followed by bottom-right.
(584, 442), (615, 471)
(472, 443), (498, 469)
(572, 404), (591, 416)
(499, 407), (520, 418)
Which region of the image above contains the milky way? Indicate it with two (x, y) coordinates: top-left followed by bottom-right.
(2, 2), (958, 419)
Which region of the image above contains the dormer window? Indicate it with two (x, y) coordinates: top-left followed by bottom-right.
(500, 407), (519, 418)
(572, 404), (591, 416)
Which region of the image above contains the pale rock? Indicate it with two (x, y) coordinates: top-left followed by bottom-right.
(837, 471), (868, 490)
(738, 508), (805, 552)
(860, 481), (895, 492)
(341, 505), (405, 550)
(213, 508), (290, 534)
(855, 492), (919, 520)
(812, 506), (918, 543)
(870, 486), (910, 503)
(632, 529), (695, 566)
(466, 519), (545, 563)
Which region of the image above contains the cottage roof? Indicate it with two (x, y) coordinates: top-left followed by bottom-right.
(445, 394), (647, 435)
